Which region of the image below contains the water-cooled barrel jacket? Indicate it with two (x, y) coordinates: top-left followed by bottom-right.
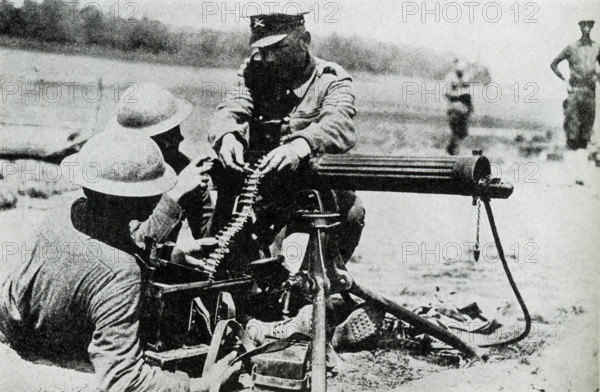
(208, 54), (357, 155)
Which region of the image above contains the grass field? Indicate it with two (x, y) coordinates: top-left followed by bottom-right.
(0, 45), (564, 202)
(1, 47), (599, 391)
(0, 45), (564, 160)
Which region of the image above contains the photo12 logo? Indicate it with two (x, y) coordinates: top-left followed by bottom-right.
(200, 1), (340, 24)
(71, 1), (141, 23)
(401, 1), (540, 24)
(0, 81), (138, 104)
(401, 81), (540, 104)
(401, 241), (540, 264)
(490, 161), (541, 184)
(1, 160), (148, 186)
(1, 240), (135, 265)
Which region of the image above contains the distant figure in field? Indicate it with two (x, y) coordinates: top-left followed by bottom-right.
(444, 59), (473, 155)
(550, 19), (600, 184)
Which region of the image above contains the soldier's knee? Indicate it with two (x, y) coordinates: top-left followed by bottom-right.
(346, 202), (366, 229)
(337, 192), (365, 228)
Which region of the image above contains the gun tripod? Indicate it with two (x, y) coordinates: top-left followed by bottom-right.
(289, 190), (479, 391)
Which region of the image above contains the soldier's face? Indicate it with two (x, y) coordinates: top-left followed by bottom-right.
(152, 126), (184, 163)
(123, 195), (162, 220)
(85, 190), (161, 221)
(259, 32), (309, 77)
(580, 23), (593, 35)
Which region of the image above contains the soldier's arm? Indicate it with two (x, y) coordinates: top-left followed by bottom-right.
(88, 280), (194, 392)
(129, 194), (184, 247)
(596, 46), (600, 83)
(288, 78), (357, 154)
(130, 156), (213, 245)
(550, 46), (570, 81)
(88, 272), (238, 392)
(208, 65), (254, 153)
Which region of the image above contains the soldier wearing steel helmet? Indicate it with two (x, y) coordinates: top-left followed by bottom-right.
(0, 131), (239, 391)
(109, 83), (215, 241)
(208, 8), (365, 264)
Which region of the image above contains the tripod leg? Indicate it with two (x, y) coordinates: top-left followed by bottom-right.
(311, 275), (327, 391)
(350, 283), (479, 358)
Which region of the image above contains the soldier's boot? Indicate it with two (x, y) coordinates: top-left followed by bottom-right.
(245, 305), (343, 372)
(564, 149), (586, 186)
(246, 303), (385, 351)
(447, 135), (459, 156)
(331, 305), (386, 352)
(245, 305), (313, 346)
(576, 148), (596, 186)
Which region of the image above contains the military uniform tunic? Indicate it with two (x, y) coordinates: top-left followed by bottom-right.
(209, 54), (357, 156)
(208, 53), (364, 262)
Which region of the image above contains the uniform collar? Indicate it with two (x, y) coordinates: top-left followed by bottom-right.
(291, 55), (317, 97)
(71, 198), (139, 253)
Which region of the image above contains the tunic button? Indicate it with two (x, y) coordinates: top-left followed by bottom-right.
(286, 90), (291, 95)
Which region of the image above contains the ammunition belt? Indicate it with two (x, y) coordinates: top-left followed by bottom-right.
(199, 159), (264, 280)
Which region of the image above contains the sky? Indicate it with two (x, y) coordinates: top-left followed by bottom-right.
(13, 0), (600, 97)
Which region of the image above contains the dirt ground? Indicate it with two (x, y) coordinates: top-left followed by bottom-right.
(336, 159), (600, 391)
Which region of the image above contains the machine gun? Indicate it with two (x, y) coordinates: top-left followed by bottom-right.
(138, 152), (525, 391)
(306, 153), (511, 198)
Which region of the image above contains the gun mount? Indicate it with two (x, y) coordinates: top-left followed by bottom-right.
(139, 153), (523, 390)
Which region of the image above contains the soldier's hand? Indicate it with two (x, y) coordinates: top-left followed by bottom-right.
(219, 133), (246, 172)
(259, 139), (311, 175)
(191, 351), (242, 392)
(565, 80), (573, 93)
(167, 156), (211, 203)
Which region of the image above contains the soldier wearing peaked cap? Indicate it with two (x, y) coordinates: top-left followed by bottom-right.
(208, 9), (365, 266)
(0, 131), (240, 391)
(247, 8), (311, 49)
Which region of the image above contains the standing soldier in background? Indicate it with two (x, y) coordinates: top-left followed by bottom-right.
(444, 59), (473, 155)
(551, 19), (600, 184)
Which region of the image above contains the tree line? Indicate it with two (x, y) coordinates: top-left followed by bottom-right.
(0, 0), (490, 81)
